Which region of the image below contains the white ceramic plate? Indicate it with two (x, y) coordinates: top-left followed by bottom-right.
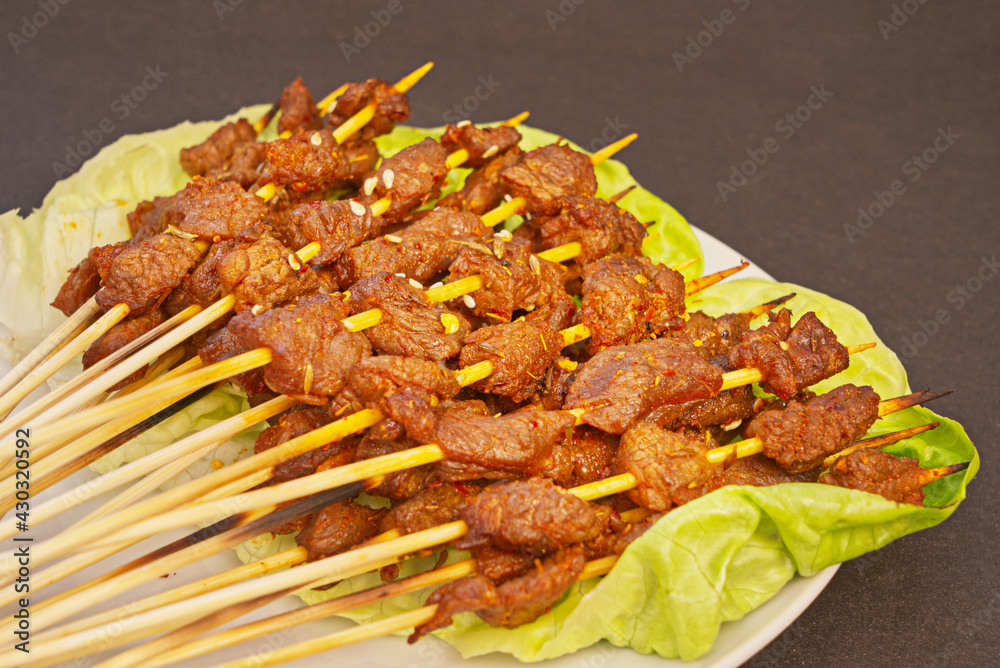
(3, 225), (837, 667)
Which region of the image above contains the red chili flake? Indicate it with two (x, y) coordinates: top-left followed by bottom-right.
(427, 480), (444, 488)
(291, 181), (309, 192)
(453, 482), (470, 495)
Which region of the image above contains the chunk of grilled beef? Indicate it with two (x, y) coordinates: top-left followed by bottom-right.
(347, 273), (470, 360)
(381, 481), (484, 537)
(277, 77), (321, 135)
(743, 384), (881, 473)
(296, 500), (387, 561)
(217, 230), (321, 314)
(253, 404), (356, 484)
(347, 355), (461, 437)
(564, 338), (723, 434)
(157, 177), (269, 241)
(437, 146), (523, 215)
(358, 138), (450, 225)
(548, 426), (618, 488)
(256, 128), (351, 195)
(228, 294), (371, 404)
(728, 309), (849, 399)
(197, 326), (268, 399)
(439, 123), (522, 168)
(457, 478), (599, 554)
(411, 546), (585, 640)
(335, 139), (380, 189)
(81, 308), (165, 391)
(662, 386), (756, 433)
(671, 453), (819, 507)
(206, 140), (268, 189)
(93, 233), (203, 315)
(447, 236), (570, 323)
(500, 144), (597, 215)
(580, 256), (685, 353)
(402, 405), (576, 478)
(333, 208), (488, 287)
(162, 236), (249, 316)
(180, 118), (258, 177)
(271, 199), (379, 266)
(614, 424), (722, 511)
(669, 310), (755, 362)
(459, 318), (564, 402)
(474, 545), (535, 584)
(52, 256), (102, 316)
(534, 195), (646, 264)
(354, 421), (432, 501)
(818, 449), (932, 505)
(326, 79), (410, 140)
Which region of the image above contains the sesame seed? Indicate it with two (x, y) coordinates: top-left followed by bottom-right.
(492, 239), (505, 259)
(383, 168), (395, 189)
(482, 145), (499, 158)
(287, 254), (302, 271)
(456, 120), (472, 127)
(462, 294), (476, 309)
(350, 200), (366, 216)
(503, 194), (512, 202)
(310, 132), (323, 146)
(528, 255), (541, 275)
(779, 341), (790, 351)
(496, 229), (512, 241)
(722, 419), (743, 431)
(385, 234), (403, 243)
(430, 281), (443, 289)
(408, 278), (423, 290)
(634, 274), (649, 285)
(363, 176), (378, 196)
(251, 304), (265, 316)
(395, 272), (407, 278)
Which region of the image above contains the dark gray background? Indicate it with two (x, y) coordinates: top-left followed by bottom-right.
(1, 1), (996, 666)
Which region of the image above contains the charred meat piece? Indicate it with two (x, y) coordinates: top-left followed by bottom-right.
(437, 146), (523, 215)
(728, 309), (849, 399)
(254, 404), (356, 484)
(296, 500), (387, 561)
(217, 231), (321, 314)
(257, 129), (351, 195)
(206, 141), (267, 189)
(500, 144), (597, 215)
(744, 384), (881, 473)
(535, 195), (647, 264)
(580, 256), (685, 353)
(457, 478), (599, 554)
(403, 405), (576, 477)
(81, 308), (165, 391)
(161, 177), (269, 240)
(818, 449), (946, 505)
(358, 138), (450, 225)
(614, 424), (722, 511)
(229, 294), (371, 404)
(670, 310), (754, 362)
(381, 481), (483, 536)
(277, 200), (379, 266)
(672, 453), (819, 507)
(198, 326), (271, 399)
(439, 123), (522, 168)
(334, 208), (488, 287)
(565, 338), (724, 434)
(127, 194), (177, 241)
(411, 546), (585, 640)
(326, 79), (410, 140)
(663, 386), (756, 433)
(355, 423), (432, 501)
(94, 234), (203, 315)
(335, 139), (380, 189)
(347, 355), (461, 437)
(459, 318), (564, 402)
(277, 77), (321, 135)
(180, 118), (258, 177)
(52, 256), (102, 316)
(447, 236), (570, 323)
(347, 273), (470, 360)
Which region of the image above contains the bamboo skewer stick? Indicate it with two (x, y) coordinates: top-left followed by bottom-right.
(0, 297), (100, 415)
